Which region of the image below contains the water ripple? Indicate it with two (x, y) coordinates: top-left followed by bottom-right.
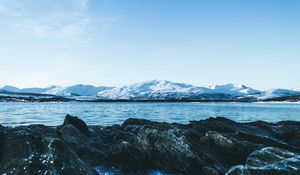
(0, 102), (300, 126)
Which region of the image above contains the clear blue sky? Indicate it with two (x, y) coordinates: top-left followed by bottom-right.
(0, 0), (299, 90)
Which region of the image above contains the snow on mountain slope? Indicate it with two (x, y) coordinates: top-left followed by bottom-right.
(208, 83), (261, 96)
(98, 80), (211, 99)
(0, 85), (59, 94)
(18, 86), (59, 94)
(258, 89), (300, 100)
(0, 84), (112, 97)
(45, 84), (112, 96)
(1, 81), (300, 101)
(97, 80), (263, 100)
(293, 87), (300, 91)
(1, 85), (20, 92)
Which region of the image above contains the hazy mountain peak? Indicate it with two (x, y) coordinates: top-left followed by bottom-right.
(257, 88), (300, 100)
(1, 85), (20, 92)
(44, 84), (112, 96)
(292, 87), (300, 91)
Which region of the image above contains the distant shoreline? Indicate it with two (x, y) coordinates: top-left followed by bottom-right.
(1, 95), (300, 103)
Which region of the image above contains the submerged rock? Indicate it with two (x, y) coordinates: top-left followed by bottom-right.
(0, 115), (300, 175)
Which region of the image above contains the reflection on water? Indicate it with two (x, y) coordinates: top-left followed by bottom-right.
(0, 102), (300, 126)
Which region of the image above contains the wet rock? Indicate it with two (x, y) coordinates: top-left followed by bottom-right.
(62, 114), (90, 137)
(134, 126), (199, 173)
(0, 126), (4, 162)
(205, 131), (234, 147)
(60, 124), (88, 142)
(226, 147), (300, 175)
(108, 139), (150, 171)
(0, 125), (97, 175)
(58, 124), (107, 166)
(1, 115), (300, 175)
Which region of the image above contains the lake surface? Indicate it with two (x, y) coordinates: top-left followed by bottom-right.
(0, 102), (300, 126)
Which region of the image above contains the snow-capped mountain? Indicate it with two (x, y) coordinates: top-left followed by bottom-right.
(18, 86), (58, 94)
(97, 80), (261, 100)
(98, 80), (210, 99)
(1, 85), (20, 92)
(258, 89), (300, 100)
(293, 87), (300, 91)
(0, 84), (112, 97)
(44, 84), (112, 96)
(0, 85), (56, 94)
(1, 81), (300, 102)
(208, 84), (261, 96)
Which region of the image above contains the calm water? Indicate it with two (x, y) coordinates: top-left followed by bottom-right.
(0, 102), (300, 126)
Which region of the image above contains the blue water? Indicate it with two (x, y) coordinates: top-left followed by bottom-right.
(0, 102), (300, 126)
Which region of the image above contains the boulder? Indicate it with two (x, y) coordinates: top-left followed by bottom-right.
(62, 114), (90, 137)
(226, 147), (300, 175)
(59, 124), (107, 166)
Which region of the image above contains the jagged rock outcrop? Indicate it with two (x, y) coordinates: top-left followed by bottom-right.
(0, 115), (299, 175)
(0, 124), (97, 175)
(61, 114), (91, 137)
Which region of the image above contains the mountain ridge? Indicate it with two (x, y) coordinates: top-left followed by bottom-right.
(1, 80), (300, 101)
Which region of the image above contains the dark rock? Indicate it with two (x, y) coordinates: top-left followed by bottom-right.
(133, 125), (208, 174)
(60, 124), (88, 142)
(226, 147), (300, 175)
(62, 114), (90, 137)
(59, 124), (107, 166)
(0, 125), (97, 175)
(1, 117), (300, 175)
(0, 125), (4, 162)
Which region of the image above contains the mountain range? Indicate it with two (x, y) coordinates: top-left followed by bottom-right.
(1, 80), (300, 102)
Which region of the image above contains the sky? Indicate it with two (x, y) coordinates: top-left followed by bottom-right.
(0, 0), (299, 90)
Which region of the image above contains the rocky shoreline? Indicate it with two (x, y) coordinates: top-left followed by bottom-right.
(0, 115), (300, 175)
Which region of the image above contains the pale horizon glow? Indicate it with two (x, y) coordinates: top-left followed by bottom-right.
(0, 0), (299, 90)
